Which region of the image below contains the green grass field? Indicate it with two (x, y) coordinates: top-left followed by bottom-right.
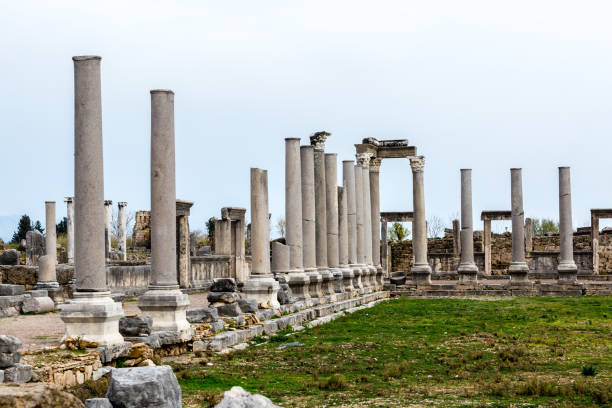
(169, 296), (611, 407)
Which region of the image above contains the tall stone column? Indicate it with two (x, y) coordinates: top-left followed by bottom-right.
(369, 158), (383, 289)
(64, 197), (74, 264)
(117, 202), (127, 261)
(457, 169), (478, 282)
(104, 200), (112, 261)
(243, 168), (280, 308)
(357, 154), (374, 292)
(338, 186), (354, 293)
(558, 167), (578, 282)
(310, 133), (334, 301)
(353, 162), (366, 293)
(343, 160), (360, 294)
(410, 156), (432, 285)
(138, 90), (191, 338)
(508, 168), (529, 282)
(483, 219), (492, 275)
(325, 153), (343, 295)
(37, 201), (59, 290)
(60, 56), (123, 346)
(285, 139), (309, 301)
(301, 145), (321, 301)
(176, 200), (194, 288)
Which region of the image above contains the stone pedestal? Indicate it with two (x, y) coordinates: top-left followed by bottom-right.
(457, 169), (478, 283)
(508, 168), (529, 282)
(60, 56), (124, 346)
(558, 167), (577, 282)
(410, 157), (432, 285)
(242, 168), (280, 309)
(138, 90), (192, 339)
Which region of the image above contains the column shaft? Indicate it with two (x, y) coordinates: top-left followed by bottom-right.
(369, 160), (381, 268)
(343, 161), (357, 265)
(558, 166), (577, 280)
(509, 168), (529, 280)
(117, 202), (127, 260)
(410, 157), (431, 284)
(104, 200), (112, 260)
(45, 201), (56, 262)
(458, 169), (478, 280)
(64, 197), (74, 264)
(285, 138), (303, 271)
(250, 168), (270, 275)
(301, 146), (316, 272)
(325, 154), (339, 268)
(354, 164), (365, 265)
(314, 149), (328, 269)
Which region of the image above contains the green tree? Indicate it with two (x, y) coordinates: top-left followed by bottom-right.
(56, 217), (67, 235)
(11, 214), (32, 243)
(275, 217), (286, 238)
(206, 216), (217, 249)
(532, 218), (559, 236)
(33, 220), (44, 234)
(389, 222), (410, 242)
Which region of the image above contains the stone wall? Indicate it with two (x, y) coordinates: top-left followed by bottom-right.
(132, 211), (151, 249)
(390, 229), (611, 275)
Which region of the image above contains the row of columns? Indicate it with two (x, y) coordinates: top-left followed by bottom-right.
(60, 56), (191, 347)
(457, 167), (577, 283)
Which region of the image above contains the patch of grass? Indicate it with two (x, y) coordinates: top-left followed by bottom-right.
(71, 377), (110, 402)
(318, 374), (347, 391)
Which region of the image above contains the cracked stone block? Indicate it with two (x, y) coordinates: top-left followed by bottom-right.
(4, 363), (32, 383)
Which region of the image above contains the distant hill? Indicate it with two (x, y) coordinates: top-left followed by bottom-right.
(0, 216), (20, 242)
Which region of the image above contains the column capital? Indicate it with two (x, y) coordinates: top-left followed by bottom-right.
(356, 153), (371, 167)
(410, 156), (425, 172)
(369, 158), (382, 172)
(64, 197), (73, 203)
(309, 131), (330, 151)
(118, 201), (128, 208)
(104, 200), (113, 206)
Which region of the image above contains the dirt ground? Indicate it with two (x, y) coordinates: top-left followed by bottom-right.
(0, 293), (209, 352)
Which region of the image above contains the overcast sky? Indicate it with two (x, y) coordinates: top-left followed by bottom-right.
(1, 0), (611, 240)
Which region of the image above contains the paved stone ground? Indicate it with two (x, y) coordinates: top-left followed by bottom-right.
(0, 293), (209, 352)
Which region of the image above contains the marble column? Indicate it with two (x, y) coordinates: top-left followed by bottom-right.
(325, 153), (343, 295)
(300, 145), (322, 300)
(285, 138), (309, 301)
(369, 158), (383, 289)
(457, 169), (478, 282)
(343, 160), (360, 294)
(358, 154), (375, 292)
(117, 202), (127, 261)
(353, 161), (366, 293)
(508, 168), (529, 282)
(243, 168), (280, 308)
(138, 90), (191, 337)
(60, 56), (124, 346)
(310, 133), (334, 301)
(104, 200), (112, 261)
(45, 201), (57, 264)
(410, 156), (432, 285)
(558, 167), (578, 282)
(37, 201), (59, 290)
(64, 197), (74, 264)
(338, 186), (354, 293)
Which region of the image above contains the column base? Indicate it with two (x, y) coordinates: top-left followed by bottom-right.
(242, 274), (281, 309)
(508, 262), (530, 282)
(368, 265), (377, 290)
(287, 271), (311, 302)
(457, 263), (479, 283)
(60, 291), (124, 346)
(411, 263), (432, 285)
(350, 265), (365, 294)
(558, 261), (578, 282)
(340, 267), (355, 295)
(318, 268), (337, 302)
(35, 281), (59, 289)
(306, 269), (323, 300)
(375, 266), (384, 290)
(329, 267), (344, 294)
(138, 287), (192, 338)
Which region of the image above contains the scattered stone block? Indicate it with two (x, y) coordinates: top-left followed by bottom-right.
(106, 366), (181, 408)
(211, 278), (237, 292)
(4, 363), (32, 383)
(26, 289), (48, 298)
(21, 296), (54, 314)
(25, 230), (45, 266)
(119, 315), (153, 337)
(0, 250), (19, 266)
(0, 352), (20, 369)
(215, 386), (280, 408)
(232, 342), (248, 350)
(207, 292), (240, 304)
(93, 366), (113, 381)
(85, 398), (113, 408)
(0, 285), (24, 296)
(210, 321), (225, 333)
(277, 342), (303, 350)
(0, 335), (21, 354)
(186, 307), (219, 323)
(0, 383), (85, 407)
(237, 298), (258, 313)
(192, 340), (206, 352)
(216, 302), (242, 317)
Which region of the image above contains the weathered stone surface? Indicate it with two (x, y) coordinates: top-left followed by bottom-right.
(192, 340), (206, 352)
(106, 366), (181, 408)
(0, 383), (85, 407)
(93, 366), (113, 381)
(25, 230), (44, 266)
(0, 352), (20, 369)
(85, 398), (113, 408)
(21, 296), (54, 314)
(277, 283), (295, 305)
(210, 320), (225, 333)
(25, 289), (48, 298)
(215, 386), (281, 408)
(211, 278), (237, 293)
(119, 315), (153, 337)
(389, 275), (406, 285)
(207, 292), (240, 304)
(237, 298), (258, 313)
(215, 302), (242, 317)
(0, 285), (24, 296)
(186, 307), (219, 323)
(0, 250), (19, 266)
(4, 363), (32, 383)
(0, 335), (21, 354)
(197, 246), (211, 256)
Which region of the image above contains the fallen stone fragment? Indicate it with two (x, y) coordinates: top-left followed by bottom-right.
(119, 315), (152, 337)
(4, 363), (32, 383)
(93, 366), (113, 381)
(237, 298), (258, 313)
(85, 398), (113, 408)
(186, 307), (219, 323)
(0, 251), (19, 266)
(0, 383), (85, 407)
(208, 292), (241, 304)
(215, 386), (281, 408)
(106, 365), (181, 408)
(21, 296), (54, 314)
(277, 342), (303, 350)
(216, 302), (242, 317)
(210, 278), (237, 293)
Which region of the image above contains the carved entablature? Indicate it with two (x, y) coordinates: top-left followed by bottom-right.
(409, 156), (425, 172)
(176, 200), (194, 217)
(309, 131), (331, 151)
(355, 138), (417, 160)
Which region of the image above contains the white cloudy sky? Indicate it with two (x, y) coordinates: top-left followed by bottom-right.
(1, 0), (611, 239)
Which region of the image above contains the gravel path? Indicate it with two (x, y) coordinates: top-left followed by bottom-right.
(0, 293), (209, 352)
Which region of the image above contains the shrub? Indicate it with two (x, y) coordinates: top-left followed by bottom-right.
(319, 374), (347, 391)
(581, 365), (597, 376)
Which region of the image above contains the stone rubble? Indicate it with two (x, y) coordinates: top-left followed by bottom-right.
(214, 386), (281, 408)
(106, 366), (181, 408)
